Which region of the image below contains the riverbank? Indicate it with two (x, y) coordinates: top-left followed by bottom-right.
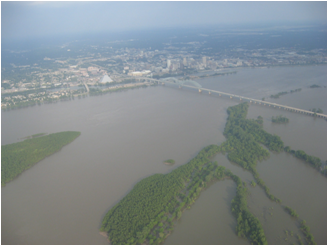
(1, 81), (157, 111)
(99, 232), (110, 243)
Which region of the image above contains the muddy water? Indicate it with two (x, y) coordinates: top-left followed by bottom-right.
(2, 65), (326, 244)
(165, 65), (327, 245)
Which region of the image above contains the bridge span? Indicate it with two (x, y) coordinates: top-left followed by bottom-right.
(160, 80), (327, 120)
(132, 76), (326, 119)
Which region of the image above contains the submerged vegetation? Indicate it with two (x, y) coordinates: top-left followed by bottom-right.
(227, 170), (268, 244)
(100, 144), (227, 244)
(270, 91), (288, 98)
(300, 220), (316, 245)
(1, 131), (81, 186)
(100, 142), (268, 244)
(284, 206), (299, 218)
(221, 102), (283, 202)
(101, 102), (323, 244)
(272, 115), (289, 123)
(284, 146), (324, 175)
(100, 103), (281, 244)
(270, 88), (301, 99)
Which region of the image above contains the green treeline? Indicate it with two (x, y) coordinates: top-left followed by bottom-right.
(284, 206), (316, 244)
(100, 144), (222, 244)
(1, 131), (81, 186)
(100, 102), (286, 244)
(198, 71), (237, 78)
(284, 206), (299, 218)
(284, 147), (325, 175)
(290, 88), (302, 93)
(221, 102), (283, 202)
(300, 220), (316, 244)
(100, 102), (323, 244)
(100, 143), (268, 245)
(272, 115), (289, 123)
(226, 169), (268, 244)
(270, 88), (301, 99)
(270, 91), (288, 98)
(89, 84), (150, 96)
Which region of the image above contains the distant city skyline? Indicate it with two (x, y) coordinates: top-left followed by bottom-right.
(2, 1), (327, 40)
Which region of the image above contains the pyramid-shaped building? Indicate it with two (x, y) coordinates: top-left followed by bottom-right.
(99, 75), (113, 83)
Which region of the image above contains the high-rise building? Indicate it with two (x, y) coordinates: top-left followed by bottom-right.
(183, 57), (187, 66)
(202, 56), (207, 66)
(167, 59), (171, 69)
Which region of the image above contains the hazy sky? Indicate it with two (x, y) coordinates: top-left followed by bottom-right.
(2, 1), (327, 40)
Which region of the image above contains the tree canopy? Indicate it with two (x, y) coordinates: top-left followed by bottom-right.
(1, 131), (81, 186)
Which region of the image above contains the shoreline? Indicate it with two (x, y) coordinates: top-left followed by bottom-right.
(99, 231), (110, 243)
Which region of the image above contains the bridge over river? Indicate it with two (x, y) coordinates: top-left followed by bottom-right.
(135, 76), (327, 120)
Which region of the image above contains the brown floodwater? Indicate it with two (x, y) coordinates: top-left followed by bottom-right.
(2, 65), (326, 244)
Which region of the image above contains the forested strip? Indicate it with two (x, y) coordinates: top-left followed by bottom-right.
(1, 131), (81, 186)
(100, 141), (268, 244)
(225, 169), (268, 244)
(100, 102), (323, 244)
(300, 220), (316, 245)
(284, 146), (326, 176)
(100, 144), (223, 244)
(222, 102), (283, 202)
(223, 103), (320, 244)
(284, 206), (299, 218)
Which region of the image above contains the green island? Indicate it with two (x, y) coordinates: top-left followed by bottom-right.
(1, 131), (81, 186)
(100, 102), (320, 244)
(284, 146), (326, 176)
(164, 159), (175, 165)
(272, 115), (289, 123)
(270, 88), (301, 99)
(270, 91), (288, 99)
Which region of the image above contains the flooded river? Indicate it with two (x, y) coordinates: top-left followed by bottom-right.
(2, 65), (326, 244)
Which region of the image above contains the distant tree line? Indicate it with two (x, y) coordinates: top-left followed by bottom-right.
(270, 88), (301, 99)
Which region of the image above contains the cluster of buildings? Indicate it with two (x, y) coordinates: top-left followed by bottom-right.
(1, 40), (326, 109)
